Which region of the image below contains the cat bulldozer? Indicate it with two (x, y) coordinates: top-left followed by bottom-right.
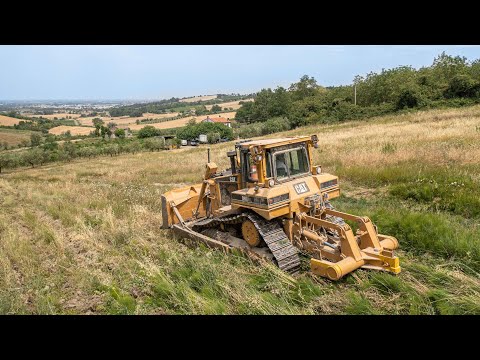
(161, 135), (401, 280)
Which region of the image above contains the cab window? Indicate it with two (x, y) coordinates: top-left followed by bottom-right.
(287, 147), (309, 176)
(275, 153), (288, 179)
(273, 146), (309, 181)
(266, 151), (273, 178)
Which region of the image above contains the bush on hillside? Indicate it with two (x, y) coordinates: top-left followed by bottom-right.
(138, 126), (161, 138)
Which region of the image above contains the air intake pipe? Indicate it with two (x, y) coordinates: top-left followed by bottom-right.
(227, 150), (237, 173)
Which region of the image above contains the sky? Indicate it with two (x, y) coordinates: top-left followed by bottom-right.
(1, 45), (480, 101)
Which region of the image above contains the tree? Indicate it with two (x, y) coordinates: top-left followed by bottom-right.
(114, 128), (126, 139)
(235, 101), (255, 123)
(289, 75), (322, 101)
(187, 118), (197, 126)
(62, 141), (77, 161)
(100, 126), (108, 138)
(444, 74), (479, 98)
(396, 89), (422, 109)
(30, 133), (42, 147)
(92, 118), (105, 128)
(107, 122), (117, 129)
(195, 105), (208, 116)
(138, 126), (160, 138)
(207, 132), (221, 144)
(125, 141), (141, 154)
(45, 134), (56, 143)
(23, 148), (44, 168)
(211, 104), (222, 113)
(43, 140), (59, 151)
(176, 122), (233, 141)
(92, 118), (104, 136)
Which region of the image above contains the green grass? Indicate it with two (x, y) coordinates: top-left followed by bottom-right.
(336, 163), (480, 219)
(331, 195), (480, 272)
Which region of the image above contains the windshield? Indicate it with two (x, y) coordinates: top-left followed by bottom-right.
(273, 146), (309, 180)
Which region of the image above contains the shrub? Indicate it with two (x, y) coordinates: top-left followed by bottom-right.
(261, 117), (291, 135)
(444, 74), (479, 98)
(207, 132), (220, 144)
(138, 126), (160, 138)
(114, 128), (126, 139)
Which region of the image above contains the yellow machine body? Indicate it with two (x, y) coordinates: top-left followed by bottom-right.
(161, 135), (400, 280)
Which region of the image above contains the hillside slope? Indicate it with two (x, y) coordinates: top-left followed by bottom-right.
(0, 106), (479, 314)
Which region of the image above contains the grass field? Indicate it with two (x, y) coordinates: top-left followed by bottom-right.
(0, 106), (479, 314)
(0, 128), (34, 146)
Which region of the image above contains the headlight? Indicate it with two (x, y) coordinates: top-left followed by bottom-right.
(268, 179), (275, 187)
(316, 166), (322, 174)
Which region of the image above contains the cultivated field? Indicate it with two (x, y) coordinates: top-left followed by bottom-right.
(206, 99), (254, 111)
(128, 112), (237, 131)
(1, 106), (479, 314)
(0, 129), (33, 146)
(48, 126), (95, 136)
(179, 95), (217, 103)
(0, 115), (22, 126)
(29, 113), (82, 120)
(77, 113), (179, 127)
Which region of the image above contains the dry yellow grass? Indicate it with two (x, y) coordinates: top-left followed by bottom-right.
(179, 95), (217, 103)
(272, 106), (480, 169)
(206, 99), (254, 111)
(48, 126), (95, 136)
(0, 115), (22, 126)
(128, 111), (237, 131)
(29, 113), (82, 120)
(0, 129), (32, 146)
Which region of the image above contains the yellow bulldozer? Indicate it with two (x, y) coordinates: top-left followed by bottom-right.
(161, 135), (401, 280)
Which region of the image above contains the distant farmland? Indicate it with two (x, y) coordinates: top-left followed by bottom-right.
(206, 99), (253, 111)
(77, 112), (179, 127)
(179, 95), (217, 103)
(0, 115), (22, 126)
(48, 126), (95, 136)
(128, 111), (237, 131)
(29, 113), (82, 120)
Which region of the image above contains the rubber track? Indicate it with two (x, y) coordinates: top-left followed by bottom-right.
(193, 212), (301, 273)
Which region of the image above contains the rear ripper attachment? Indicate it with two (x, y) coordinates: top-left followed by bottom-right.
(161, 136), (401, 280)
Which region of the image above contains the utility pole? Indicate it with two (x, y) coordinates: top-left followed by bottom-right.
(354, 85), (357, 105)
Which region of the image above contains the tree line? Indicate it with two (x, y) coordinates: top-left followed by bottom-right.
(235, 52), (480, 128)
(108, 94), (253, 117)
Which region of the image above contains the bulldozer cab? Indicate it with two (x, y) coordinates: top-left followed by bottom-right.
(237, 136), (316, 188)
